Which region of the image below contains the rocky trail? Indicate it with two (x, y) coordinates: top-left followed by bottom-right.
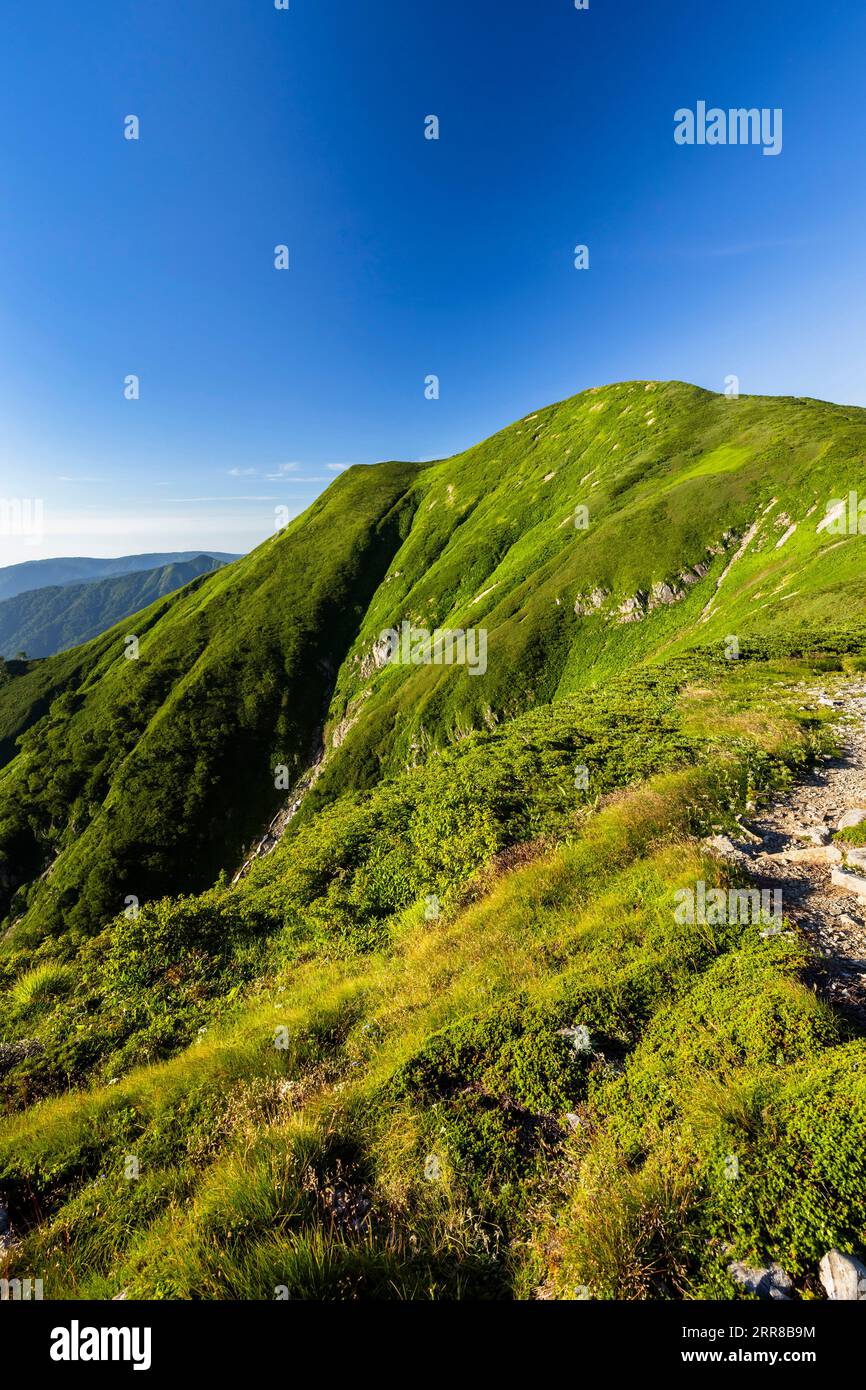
(711, 681), (866, 1027)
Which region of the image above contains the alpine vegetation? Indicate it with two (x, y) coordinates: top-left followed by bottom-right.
(1, 381), (866, 1306)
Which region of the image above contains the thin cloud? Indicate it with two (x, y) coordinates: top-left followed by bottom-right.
(165, 495), (282, 503)
(263, 473), (329, 483)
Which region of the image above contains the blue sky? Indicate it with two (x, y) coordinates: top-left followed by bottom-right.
(1, 0), (865, 564)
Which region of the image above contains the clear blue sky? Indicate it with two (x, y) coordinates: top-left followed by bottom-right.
(1, 0), (865, 564)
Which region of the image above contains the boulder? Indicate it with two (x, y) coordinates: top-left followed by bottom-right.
(727, 1260), (793, 1300)
(794, 825), (832, 846)
(785, 845), (842, 866)
(704, 834), (738, 857)
(831, 867), (866, 898)
(819, 1250), (866, 1300)
(838, 809), (866, 830)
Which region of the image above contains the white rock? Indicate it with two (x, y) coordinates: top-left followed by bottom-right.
(794, 825), (832, 846)
(819, 1249), (866, 1300)
(831, 868), (866, 898)
(704, 834), (738, 856)
(786, 845), (842, 866)
(846, 848), (866, 871)
(838, 809), (866, 830)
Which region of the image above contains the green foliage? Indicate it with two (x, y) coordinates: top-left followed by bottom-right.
(10, 961), (75, 1013)
(1, 380), (866, 1300)
(699, 1046), (866, 1286)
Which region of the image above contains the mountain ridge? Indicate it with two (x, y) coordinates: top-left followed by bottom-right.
(1, 379), (866, 1301)
(0, 551), (240, 602)
(2, 380), (865, 946)
(0, 555), (230, 659)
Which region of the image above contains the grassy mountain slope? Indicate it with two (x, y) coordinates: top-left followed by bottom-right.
(0, 555), (229, 659)
(1, 645), (864, 1299)
(1, 381), (866, 1300)
(0, 460), (418, 942)
(2, 382), (865, 947)
(309, 381), (866, 805)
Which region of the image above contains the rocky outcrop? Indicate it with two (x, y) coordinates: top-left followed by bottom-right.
(617, 593), (646, 624)
(819, 1249), (866, 1300)
(359, 633), (394, 680)
(727, 1260), (793, 1300)
(679, 562), (708, 585)
(573, 541), (726, 627)
(573, 588), (609, 617)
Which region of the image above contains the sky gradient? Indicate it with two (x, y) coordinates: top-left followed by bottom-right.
(1, 0), (865, 564)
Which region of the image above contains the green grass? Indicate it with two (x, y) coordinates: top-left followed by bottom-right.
(2, 380), (866, 1300)
(1, 660), (862, 1299)
(2, 381), (866, 950)
(9, 962), (75, 1013)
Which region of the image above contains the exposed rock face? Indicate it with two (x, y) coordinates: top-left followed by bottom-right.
(727, 1261), (793, 1300)
(819, 1249), (866, 1300)
(647, 580), (687, 610)
(687, 561), (709, 581)
(617, 593), (646, 624)
(359, 633), (395, 680)
(573, 587), (609, 617)
(650, 581), (676, 606)
(574, 554), (714, 626)
(614, 568), (702, 624)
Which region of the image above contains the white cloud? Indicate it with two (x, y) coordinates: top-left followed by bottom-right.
(263, 473), (329, 483)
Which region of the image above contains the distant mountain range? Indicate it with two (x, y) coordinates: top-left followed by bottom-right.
(0, 551), (239, 603)
(0, 553), (235, 659)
